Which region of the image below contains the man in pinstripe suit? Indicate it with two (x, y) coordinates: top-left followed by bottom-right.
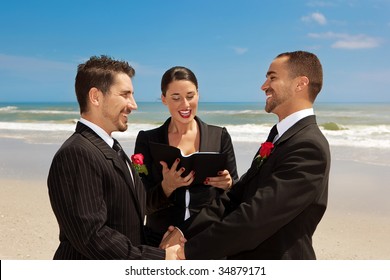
(47, 55), (180, 259)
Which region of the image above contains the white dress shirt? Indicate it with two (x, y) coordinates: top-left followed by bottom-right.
(79, 118), (114, 147)
(274, 108), (314, 142)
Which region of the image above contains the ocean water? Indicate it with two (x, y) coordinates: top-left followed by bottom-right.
(1, 102), (390, 166)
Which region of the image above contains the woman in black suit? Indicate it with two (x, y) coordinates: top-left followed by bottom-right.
(134, 66), (238, 245)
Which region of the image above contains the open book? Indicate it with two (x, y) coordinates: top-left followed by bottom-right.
(149, 142), (228, 185)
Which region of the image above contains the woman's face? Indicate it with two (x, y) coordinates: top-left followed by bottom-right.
(161, 80), (199, 124)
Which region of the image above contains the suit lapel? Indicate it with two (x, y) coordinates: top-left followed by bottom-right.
(76, 122), (143, 214)
(240, 147), (262, 184)
(241, 115), (317, 183)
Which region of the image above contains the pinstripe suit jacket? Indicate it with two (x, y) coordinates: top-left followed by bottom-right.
(47, 122), (165, 259)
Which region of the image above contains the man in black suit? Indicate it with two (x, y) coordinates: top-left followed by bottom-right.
(47, 55), (180, 259)
(178, 51), (331, 259)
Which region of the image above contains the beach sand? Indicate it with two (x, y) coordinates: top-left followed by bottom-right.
(0, 138), (389, 259)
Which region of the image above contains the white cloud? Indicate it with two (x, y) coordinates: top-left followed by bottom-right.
(331, 37), (380, 49)
(301, 12), (327, 25)
(231, 47), (248, 55)
(308, 32), (382, 49)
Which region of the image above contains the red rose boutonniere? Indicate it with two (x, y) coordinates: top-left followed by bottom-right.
(255, 142), (274, 168)
(131, 153), (148, 175)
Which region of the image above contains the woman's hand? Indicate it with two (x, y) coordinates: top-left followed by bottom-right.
(204, 169), (232, 191)
(160, 158), (194, 197)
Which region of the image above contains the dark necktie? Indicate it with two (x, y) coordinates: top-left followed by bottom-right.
(113, 139), (135, 188)
(113, 139), (129, 164)
(266, 125), (278, 143)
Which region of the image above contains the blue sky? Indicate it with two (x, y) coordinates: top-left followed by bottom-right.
(0, 0), (389, 103)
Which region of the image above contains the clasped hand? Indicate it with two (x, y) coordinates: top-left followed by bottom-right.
(161, 226), (187, 260)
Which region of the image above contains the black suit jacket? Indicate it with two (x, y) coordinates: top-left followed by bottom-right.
(47, 122), (165, 259)
(134, 116), (238, 245)
(184, 115), (331, 259)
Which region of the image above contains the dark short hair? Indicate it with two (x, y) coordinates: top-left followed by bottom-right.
(161, 66), (198, 96)
(75, 55), (135, 113)
(276, 51), (323, 101)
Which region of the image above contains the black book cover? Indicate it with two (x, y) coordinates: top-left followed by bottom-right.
(149, 142), (228, 185)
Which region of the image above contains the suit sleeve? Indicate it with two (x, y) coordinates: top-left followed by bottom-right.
(48, 144), (165, 260)
(184, 138), (329, 259)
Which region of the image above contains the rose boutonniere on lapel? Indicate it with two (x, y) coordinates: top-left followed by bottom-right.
(131, 153), (148, 176)
(255, 142), (274, 168)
